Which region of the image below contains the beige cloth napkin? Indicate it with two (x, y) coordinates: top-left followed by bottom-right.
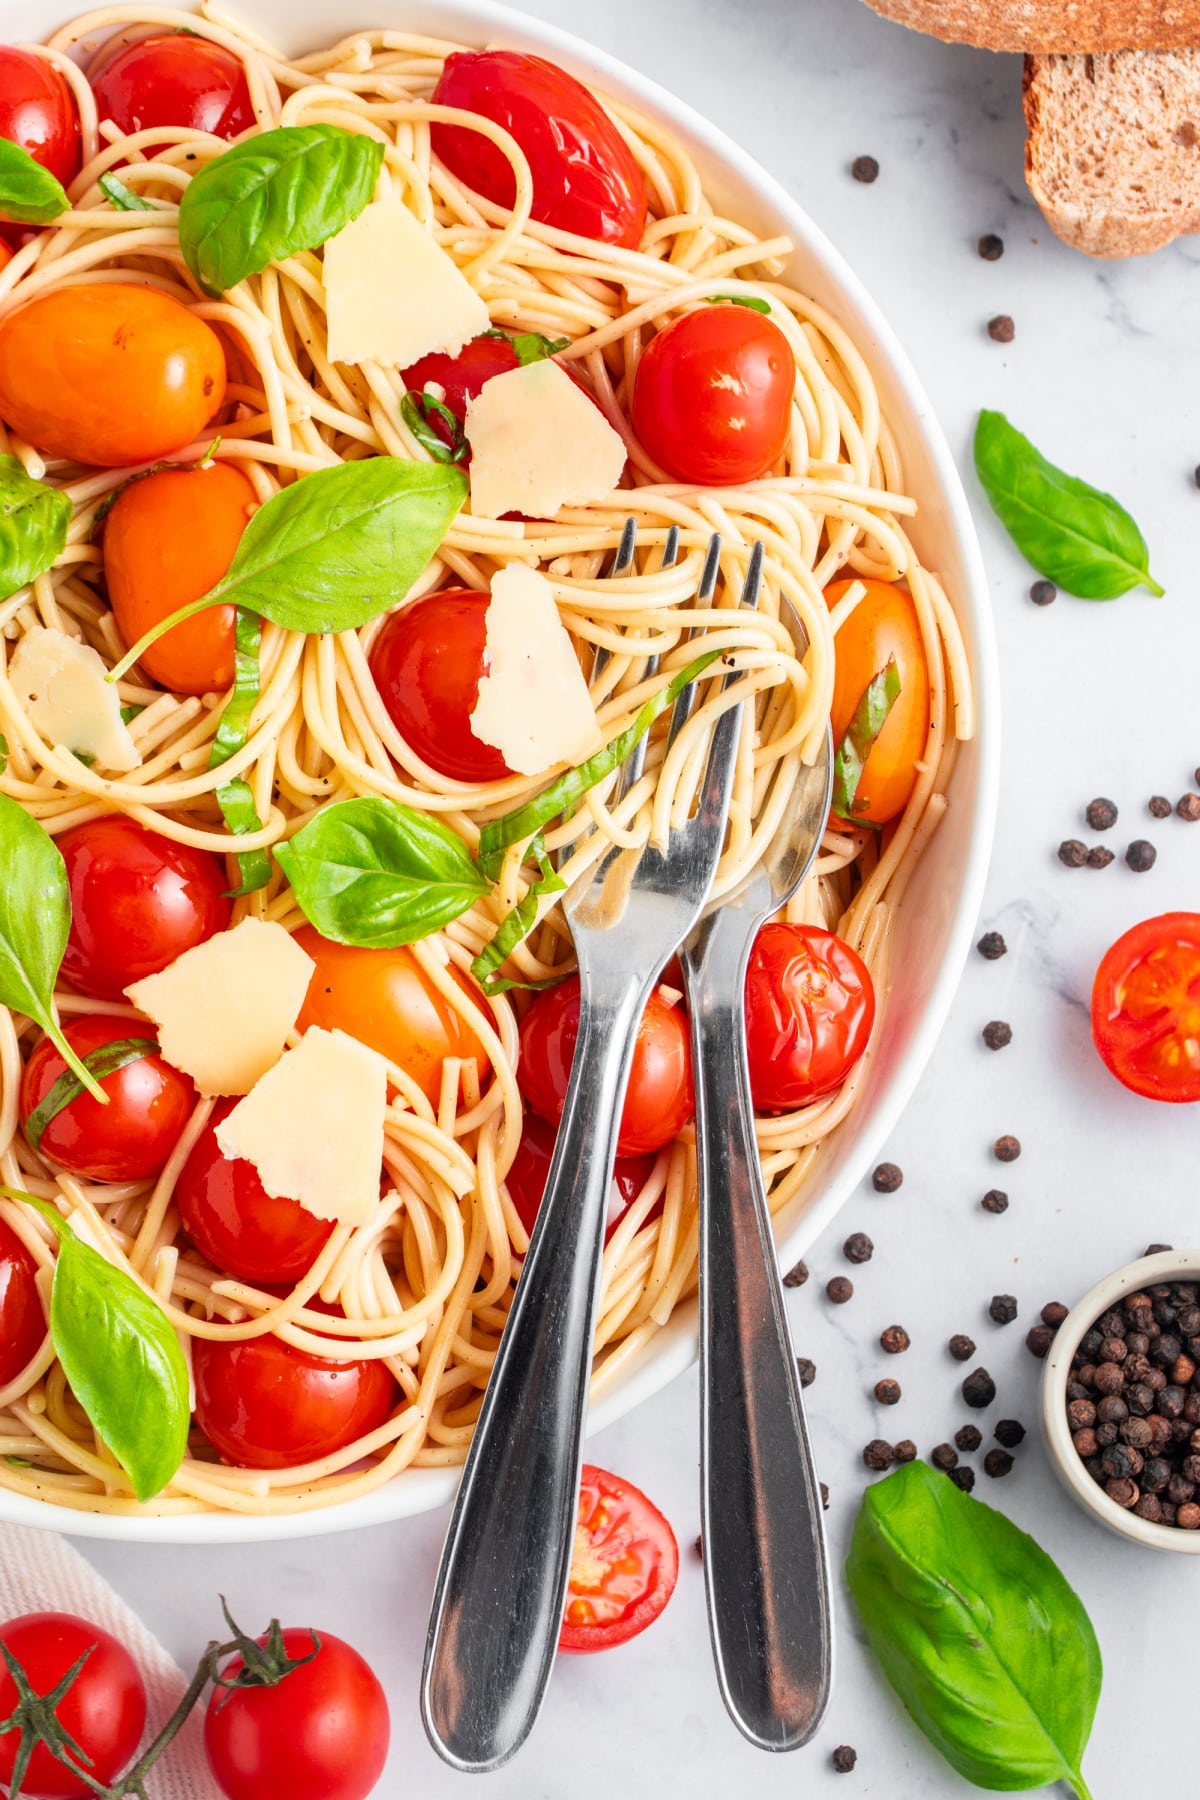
(0, 1524), (223, 1797)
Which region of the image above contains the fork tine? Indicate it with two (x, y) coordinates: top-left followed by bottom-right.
(611, 528), (681, 806)
(590, 516), (638, 692)
(665, 531), (724, 754)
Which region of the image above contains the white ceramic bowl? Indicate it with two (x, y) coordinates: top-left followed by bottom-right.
(0, 0), (999, 1540)
(1042, 1250), (1200, 1555)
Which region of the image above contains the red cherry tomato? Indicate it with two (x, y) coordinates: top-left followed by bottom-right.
(90, 33), (255, 142)
(559, 1464), (678, 1652)
(0, 1216), (46, 1386)
(369, 590), (511, 784)
(0, 48), (81, 195)
(0, 1612), (146, 1800)
(744, 923), (875, 1113)
(631, 305), (795, 486)
(1091, 912), (1200, 1104)
(176, 1099), (335, 1284)
(518, 977), (693, 1156)
(400, 332), (520, 454)
(431, 50), (647, 248)
(57, 815), (230, 1000)
(506, 1110), (657, 1245)
(192, 1323), (397, 1470)
(204, 1628), (389, 1800)
(20, 1016), (196, 1184)
(825, 577), (930, 826)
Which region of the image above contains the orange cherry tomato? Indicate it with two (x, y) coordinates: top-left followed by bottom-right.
(825, 577), (930, 826)
(1091, 913), (1200, 1104)
(292, 926), (486, 1107)
(104, 461), (256, 694)
(0, 242), (11, 274)
(0, 283), (226, 467)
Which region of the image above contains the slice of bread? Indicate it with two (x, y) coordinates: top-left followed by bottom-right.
(1023, 49), (1200, 254)
(862, 1), (1200, 52)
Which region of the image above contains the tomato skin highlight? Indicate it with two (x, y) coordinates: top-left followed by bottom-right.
(0, 1216), (46, 1386)
(1091, 912), (1200, 1104)
(431, 50), (647, 248)
(826, 578), (930, 826)
(369, 589), (512, 784)
(204, 1628), (389, 1800)
(192, 1325), (397, 1470)
(744, 923), (875, 1113)
(104, 461), (256, 695)
(0, 48), (81, 194)
(518, 977), (693, 1157)
(176, 1098), (335, 1284)
(0, 283), (226, 467)
(506, 1109), (658, 1245)
(400, 332), (520, 452)
(90, 33), (255, 141)
(631, 305), (795, 486)
(58, 815), (231, 1000)
(20, 1015), (196, 1183)
(560, 1464), (679, 1652)
(0, 1612), (146, 1800)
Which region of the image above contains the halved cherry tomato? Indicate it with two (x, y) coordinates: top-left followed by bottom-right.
(431, 50), (647, 248)
(369, 589), (511, 784)
(0, 48), (81, 193)
(560, 1464), (678, 1652)
(192, 1321), (397, 1470)
(1091, 913), (1200, 1104)
(104, 461), (256, 695)
(293, 926), (486, 1108)
(631, 305), (795, 486)
(518, 977), (693, 1156)
(176, 1099), (334, 1284)
(745, 923), (875, 1113)
(0, 1613), (146, 1800)
(57, 815), (230, 1000)
(505, 1110), (658, 1245)
(20, 1016), (196, 1183)
(0, 283), (226, 467)
(90, 33), (255, 141)
(400, 332), (520, 454)
(0, 1217), (45, 1386)
(826, 577), (930, 826)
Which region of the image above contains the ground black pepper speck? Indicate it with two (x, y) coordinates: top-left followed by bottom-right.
(1126, 839), (1157, 872)
(826, 1276), (853, 1304)
(978, 232), (1004, 260)
(872, 1162), (903, 1193)
(1029, 579), (1057, 606)
(851, 154), (879, 183)
(981, 1189), (1009, 1215)
(977, 930), (1007, 959)
(982, 1020), (1012, 1050)
(987, 313), (1015, 342)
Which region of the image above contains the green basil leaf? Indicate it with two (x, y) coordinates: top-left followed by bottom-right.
(400, 391), (467, 464)
(119, 704), (144, 726)
(471, 834), (568, 994)
(477, 650), (721, 879)
(706, 294), (771, 314)
(0, 733), (7, 773)
(214, 780), (271, 897)
(832, 655), (900, 825)
(2, 1190), (189, 1502)
(24, 1037), (156, 1152)
(847, 1460), (1100, 1798)
(0, 798), (105, 1101)
(0, 455), (71, 601)
(207, 608), (270, 896)
(974, 409), (1162, 599)
(179, 124), (384, 296)
(99, 171), (154, 211)
(276, 796), (489, 948)
(509, 331), (570, 365)
(0, 139), (69, 225)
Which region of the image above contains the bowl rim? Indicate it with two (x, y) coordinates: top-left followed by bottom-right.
(1041, 1250), (1200, 1555)
(0, 0), (1000, 1541)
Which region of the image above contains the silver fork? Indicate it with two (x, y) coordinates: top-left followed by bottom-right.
(421, 523), (745, 1773)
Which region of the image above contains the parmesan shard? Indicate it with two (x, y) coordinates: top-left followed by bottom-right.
(215, 1027), (388, 1227)
(464, 359), (627, 520)
(469, 563), (602, 777)
(322, 199), (490, 368)
(7, 626), (140, 771)
(126, 918), (315, 1098)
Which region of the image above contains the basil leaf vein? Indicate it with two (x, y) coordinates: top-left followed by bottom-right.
(0, 139), (69, 225)
(24, 1036), (156, 1152)
(832, 655), (900, 825)
(0, 455), (71, 601)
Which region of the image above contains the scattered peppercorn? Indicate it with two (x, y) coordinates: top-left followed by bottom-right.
(1086, 797), (1118, 831)
(796, 1357), (816, 1388)
(872, 1161), (902, 1193)
(993, 1135), (1021, 1162)
(831, 1746), (858, 1774)
(874, 1378), (901, 1406)
(977, 232), (1004, 260)
(1057, 838), (1087, 867)
(977, 930), (1007, 959)
(931, 1443), (958, 1471)
(984, 1449), (1014, 1478)
(949, 1334), (976, 1362)
(783, 1259), (809, 1288)
(880, 1324), (910, 1355)
(1029, 579), (1057, 606)
(826, 1276), (853, 1304)
(1149, 795), (1172, 819)
(1126, 839), (1157, 872)
(989, 1295), (1018, 1325)
(1086, 846), (1115, 869)
(894, 1439), (917, 1464)
(995, 1419), (1026, 1448)
(982, 1020), (1012, 1050)
(954, 1425), (982, 1452)
(1025, 1325), (1056, 1359)
(820, 1482), (830, 1509)
(863, 1439), (893, 1471)
(981, 1189), (1009, 1215)
(1042, 1302), (1069, 1327)
(987, 313), (1015, 343)
(844, 1232), (874, 1264)
(948, 1466), (976, 1492)
(851, 155), (879, 183)
(1145, 1244), (1174, 1255)
(693, 1534), (703, 1561)
(962, 1367), (996, 1408)
(1177, 794), (1200, 822)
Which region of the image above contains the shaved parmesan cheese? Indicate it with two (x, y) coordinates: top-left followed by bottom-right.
(8, 626), (140, 771)
(464, 359), (626, 520)
(126, 919), (315, 1097)
(215, 1027), (387, 1227)
(470, 563), (602, 777)
(323, 199), (489, 368)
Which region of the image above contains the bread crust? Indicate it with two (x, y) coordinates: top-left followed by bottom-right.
(863, 0), (1200, 53)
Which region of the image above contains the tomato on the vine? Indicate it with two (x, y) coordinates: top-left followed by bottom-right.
(57, 815), (230, 1000)
(90, 33), (255, 142)
(0, 1612), (146, 1800)
(1091, 913), (1200, 1104)
(176, 1099), (335, 1285)
(431, 50), (647, 248)
(204, 1627), (389, 1800)
(20, 1016), (196, 1183)
(826, 577), (930, 826)
(744, 923), (875, 1112)
(0, 48), (81, 194)
(631, 305), (795, 486)
(369, 590), (512, 784)
(559, 1464), (679, 1652)
(0, 1216), (45, 1386)
(518, 977), (693, 1156)
(505, 1110), (658, 1244)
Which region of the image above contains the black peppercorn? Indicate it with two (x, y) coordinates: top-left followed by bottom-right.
(949, 1334), (976, 1362)
(1106, 1476), (1140, 1509)
(872, 1161), (902, 1193)
(826, 1276), (853, 1305)
(832, 1745), (858, 1774)
(1095, 1396), (1128, 1425)
(1041, 1302), (1069, 1327)
(1086, 846), (1115, 869)
(987, 313), (1015, 343)
(862, 1439), (893, 1471)
(820, 1482), (830, 1508)
(1058, 839), (1088, 867)
(851, 155), (878, 183)
(1142, 1457), (1172, 1493)
(1026, 1325), (1056, 1358)
(1095, 1423), (1119, 1449)
(977, 931), (1007, 959)
(894, 1439), (917, 1464)
(993, 1135), (1021, 1162)
(981, 1189), (1009, 1214)
(1067, 1399), (1096, 1431)
(931, 1443), (958, 1471)
(1177, 1503), (1200, 1529)
(874, 1378), (901, 1406)
(994, 1419), (1026, 1448)
(948, 1466), (975, 1492)
(1126, 839), (1157, 872)
(982, 1020), (1012, 1050)
(1177, 794), (1200, 823)
(984, 1449), (1014, 1478)
(1134, 1494), (1164, 1523)
(782, 1259), (809, 1288)
(977, 232), (1004, 260)
(955, 1424), (983, 1452)
(989, 1295), (1018, 1325)
(1029, 579), (1057, 606)
(962, 1367), (996, 1408)
(843, 1231), (873, 1264)
(1094, 1362), (1126, 1395)
(796, 1357), (816, 1388)
(880, 1324), (910, 1355)
(1086, 797), (1118, 831)
(1149, 795), (1172, 819)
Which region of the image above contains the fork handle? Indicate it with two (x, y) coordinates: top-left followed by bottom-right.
(421, 972), (648, 1772)
(685, 914), (833, 1751)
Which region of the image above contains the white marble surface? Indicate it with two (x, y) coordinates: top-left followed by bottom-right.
(80, 1), (1200, 1793)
